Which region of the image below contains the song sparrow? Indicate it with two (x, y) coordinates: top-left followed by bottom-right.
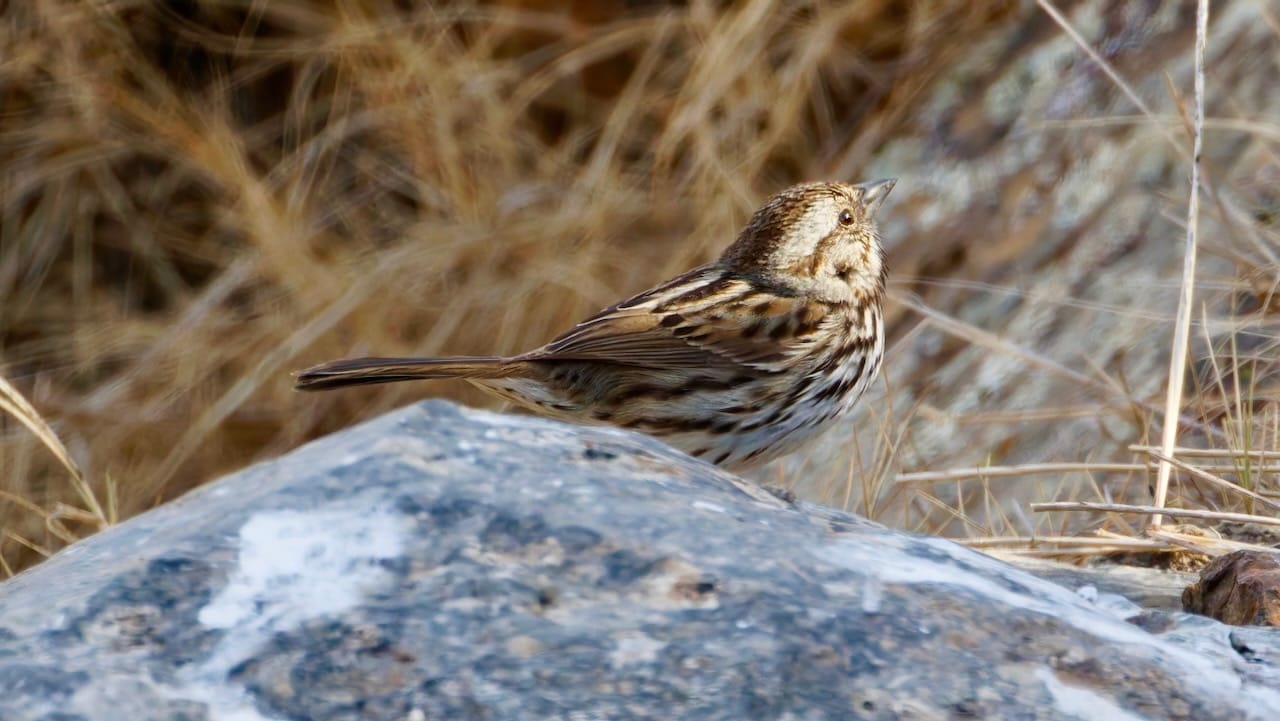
(295, 179), (895, 470)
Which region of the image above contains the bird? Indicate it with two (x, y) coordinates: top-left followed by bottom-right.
(295, 179), (895, 471)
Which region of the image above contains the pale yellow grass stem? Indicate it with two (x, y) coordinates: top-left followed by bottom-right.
(896, 463), (1142, 485)
(1129, 444), (1280, 459)
(1152, 0), (1209, 531)
(1033, 501), (1280, 528)
(0, 377), (107, 529)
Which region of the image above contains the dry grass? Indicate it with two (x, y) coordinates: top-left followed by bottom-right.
(1, 0), (1276, 575)
(1, 0), (1004, 572)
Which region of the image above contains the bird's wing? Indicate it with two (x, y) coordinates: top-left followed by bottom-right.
(524, 267), (829, 372)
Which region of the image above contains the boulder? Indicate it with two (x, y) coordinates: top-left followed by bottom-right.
(1184, 550), (1280, 627)
(0, 401), (1275, 720)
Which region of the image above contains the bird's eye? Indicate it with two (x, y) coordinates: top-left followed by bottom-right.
(838, 209), (855, 226)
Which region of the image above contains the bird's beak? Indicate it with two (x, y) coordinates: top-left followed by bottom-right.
(856, 178), (896, 218)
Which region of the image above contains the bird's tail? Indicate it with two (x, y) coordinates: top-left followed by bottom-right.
(293, 356), (516, 391)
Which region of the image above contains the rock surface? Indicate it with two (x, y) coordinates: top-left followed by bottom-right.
(0, 401), (1277, 720)
(996, 554), (1199, 612)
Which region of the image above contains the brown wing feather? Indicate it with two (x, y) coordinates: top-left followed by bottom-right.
(523, 266), (827, 372)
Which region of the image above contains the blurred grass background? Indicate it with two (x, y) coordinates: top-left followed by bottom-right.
(3, 0), (1006, 571)
(2, 0), (1276, 573)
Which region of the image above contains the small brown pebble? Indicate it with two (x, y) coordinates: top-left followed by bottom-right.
(1181, 549), (1280, 626)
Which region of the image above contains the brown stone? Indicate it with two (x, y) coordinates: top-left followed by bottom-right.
(1183, 550), (1280, 626)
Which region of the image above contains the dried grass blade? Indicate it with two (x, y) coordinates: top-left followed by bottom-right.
(0, 376), (106, 528)
(1152, 0), (1209, 530)
(1032, 501), (1280, 527)
(1142, 449), (1280, 513)
(896, 462), (1143, 485)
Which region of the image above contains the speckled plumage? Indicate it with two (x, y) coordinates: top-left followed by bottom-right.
(295, 179), (895, 470)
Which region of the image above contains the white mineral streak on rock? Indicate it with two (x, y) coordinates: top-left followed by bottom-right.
(179, 508), (408, 721)
(1035, 667), (1149, 721)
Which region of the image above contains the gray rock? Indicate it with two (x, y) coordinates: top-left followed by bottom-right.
(996, 555), (1198, 611)
(0, 401), (1276, 720)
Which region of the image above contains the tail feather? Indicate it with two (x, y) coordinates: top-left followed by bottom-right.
(294, 356), (514, 391)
